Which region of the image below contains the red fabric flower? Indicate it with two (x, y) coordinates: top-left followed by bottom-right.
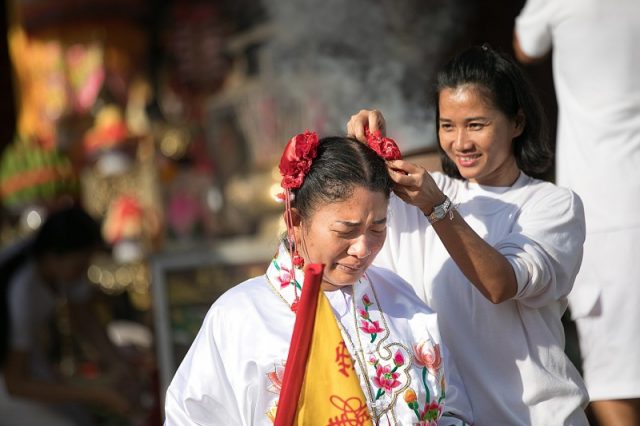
(279, 130), (320, 189)
(365, 126), (402, 161)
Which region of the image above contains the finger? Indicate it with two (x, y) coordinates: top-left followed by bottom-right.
(388, 167), (419, 187)
(354, 117), (367, 142)
(368, 110), (384, 134)
(387, 159), (421, 175)
(346, 121), (354, 137)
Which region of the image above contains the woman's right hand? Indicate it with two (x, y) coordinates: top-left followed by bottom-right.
(387, 160), (446, 215)
(347, 109), (387, 142)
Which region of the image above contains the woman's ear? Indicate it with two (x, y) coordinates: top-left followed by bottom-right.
(513, 109), (526, 137)
(290, 208), (302, 227)
(283, 207), (303, 241)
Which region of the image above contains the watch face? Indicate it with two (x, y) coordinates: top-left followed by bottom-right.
(432, 199), (450, 220)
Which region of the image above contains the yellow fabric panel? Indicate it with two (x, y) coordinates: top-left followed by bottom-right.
(295, 293), (372, 426)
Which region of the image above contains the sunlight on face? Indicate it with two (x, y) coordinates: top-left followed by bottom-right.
(295, 187), (388, 290)
(438, 84), (523, 186)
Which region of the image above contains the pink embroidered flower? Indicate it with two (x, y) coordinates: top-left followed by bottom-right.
(275, 266), (293, 289)
(359, 319), (384, 335)
(362, 294), (372, 307)
(266, 362), (285, 394)
(358, 308), (369, 319)
(393, 350), (405, 367)
(279, 130), (319, 189)
(414, 341), (442, 373)
(372, 364), (401, 393)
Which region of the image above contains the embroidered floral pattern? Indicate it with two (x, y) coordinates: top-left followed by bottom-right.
(358, 293), (384, 343)
(272, 259), (301, 291)
(403, 340), (446, 424)
(414, 341), (442, 374)
(266, 361), (286, 394)
(265, 361), (286, 424)
(370, 349), (405, 400)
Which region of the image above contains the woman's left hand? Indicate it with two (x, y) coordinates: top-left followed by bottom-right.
(386, 160), (446, 215)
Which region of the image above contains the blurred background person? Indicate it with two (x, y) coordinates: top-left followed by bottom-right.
(514, 1), (640, 424)
(0, 205), (141, 426)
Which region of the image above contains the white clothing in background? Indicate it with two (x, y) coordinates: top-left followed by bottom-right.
(165, 245), (472, 425)
(375, 172), (589, 425)
(516, 0), (640, 400)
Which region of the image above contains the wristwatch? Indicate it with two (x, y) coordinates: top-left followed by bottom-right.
(426, 196), (453, 224)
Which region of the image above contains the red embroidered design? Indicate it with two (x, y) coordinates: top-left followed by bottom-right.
(266, 361), (286, 394)
(358, 293), (384, 343)
(335, 341), (353, 378)
(327, 395), (370, 426)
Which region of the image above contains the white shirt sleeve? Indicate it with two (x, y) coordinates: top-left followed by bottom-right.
(165, 306), (243, 426)
(515, 0), (555, 58)
(497, 187), (585, 308)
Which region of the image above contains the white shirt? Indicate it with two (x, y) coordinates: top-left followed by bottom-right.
(374, 172), (589, 425)
(165, 245), (473, 425)
(515, 0), (640, 233)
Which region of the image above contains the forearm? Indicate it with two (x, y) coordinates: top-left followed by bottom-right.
(431, 209), (517, 303)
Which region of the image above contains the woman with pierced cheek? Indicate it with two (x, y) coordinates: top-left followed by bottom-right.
(348, 45), (589, 425)
(165, 133), (472, 425)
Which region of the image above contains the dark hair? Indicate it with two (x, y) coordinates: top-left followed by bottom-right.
(435, 44), (552, 179)
(292, 137), (393, 219)
(32, 205), (104, 258)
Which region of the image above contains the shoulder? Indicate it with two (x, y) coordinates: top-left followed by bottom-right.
(209, 275), (271, 317)
(518, 175), (584, 218)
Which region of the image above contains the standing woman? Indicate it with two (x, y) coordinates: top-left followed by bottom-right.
(348, 45), (588, 424)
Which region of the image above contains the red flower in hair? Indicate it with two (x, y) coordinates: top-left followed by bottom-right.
(365, 127), (402, 161)
(279, 130), (320, 189)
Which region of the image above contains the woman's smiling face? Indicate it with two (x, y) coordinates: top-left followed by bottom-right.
(294, 186), (388, 290)
(438, 84), (524, 187)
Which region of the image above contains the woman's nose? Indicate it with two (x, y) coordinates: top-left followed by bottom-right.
(347, 236), (372, 259)
(453, 129), (472, 151)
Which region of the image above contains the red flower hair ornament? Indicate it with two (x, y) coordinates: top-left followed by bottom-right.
(279, 130), (320, 190)
(364, 126), (402, 161)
